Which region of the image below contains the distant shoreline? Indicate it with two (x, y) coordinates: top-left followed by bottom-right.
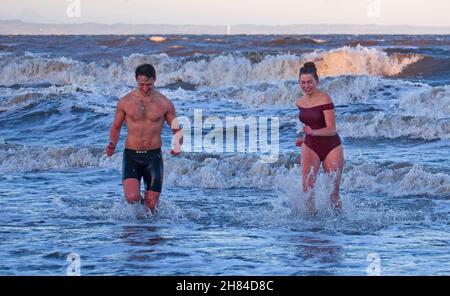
(1, 20), (449, 35)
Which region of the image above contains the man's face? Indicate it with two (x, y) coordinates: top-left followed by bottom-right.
(136, 75), (155, 95)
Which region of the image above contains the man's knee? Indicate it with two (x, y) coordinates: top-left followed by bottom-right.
(125, 193), (141, 203)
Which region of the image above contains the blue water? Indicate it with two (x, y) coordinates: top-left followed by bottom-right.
(0, 35), (449, 275)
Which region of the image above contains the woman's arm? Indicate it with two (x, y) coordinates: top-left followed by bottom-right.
(309, 109), (337, 136)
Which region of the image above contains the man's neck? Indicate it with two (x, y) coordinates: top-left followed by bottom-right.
(136, 89), (154, 99)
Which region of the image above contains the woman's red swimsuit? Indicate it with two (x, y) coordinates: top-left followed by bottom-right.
(298, 103), (342, 162)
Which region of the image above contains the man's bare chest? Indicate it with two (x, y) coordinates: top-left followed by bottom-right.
(125, 99), (165, 122)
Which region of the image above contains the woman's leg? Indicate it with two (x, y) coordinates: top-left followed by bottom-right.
(322, 145), (344, 211)
(301, 144), (321, 215)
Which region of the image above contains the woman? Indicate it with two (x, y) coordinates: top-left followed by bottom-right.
(295, 62), (344, 214)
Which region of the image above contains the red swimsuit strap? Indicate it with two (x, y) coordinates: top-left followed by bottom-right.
(298, 103), (335, 110)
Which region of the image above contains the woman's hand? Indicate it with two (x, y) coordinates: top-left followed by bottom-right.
(303, 125), (315, 136)
(295, 138), (304, 147)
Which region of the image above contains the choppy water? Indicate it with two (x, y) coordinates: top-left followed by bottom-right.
(0, 34), (449, 275)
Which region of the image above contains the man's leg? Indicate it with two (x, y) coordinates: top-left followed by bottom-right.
(122, 149), (142, 204)
(123, 178), (141, 203)
(144, 191), (160, 213)
(143, 150), (163, 213)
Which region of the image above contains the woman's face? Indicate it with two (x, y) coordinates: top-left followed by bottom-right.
(299, 73), (318, 96)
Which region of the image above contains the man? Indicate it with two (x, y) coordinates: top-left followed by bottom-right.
(106, 64), (182, 213)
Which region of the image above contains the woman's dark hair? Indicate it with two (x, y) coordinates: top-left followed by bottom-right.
(135, 64), (156, 80)
(299, 62), (319, 81)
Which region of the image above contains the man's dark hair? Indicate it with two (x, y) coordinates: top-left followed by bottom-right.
(135, 64), (156, 80)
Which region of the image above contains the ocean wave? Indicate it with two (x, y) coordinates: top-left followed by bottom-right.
(0, 144), (103, 173)
(396, 56), (450, 79)
(148, 36), (166, 43)
(398, 85), (450, 119)
(265, 37), (327, 46)
(118, 151), (450, 197)
(0, 84), (130, 113)
(0, 46), (424, 87)
(3, 83), (447, 141)
(320, 75), (399, 104)
(338, 113), (450, 140)
(207, 75), (404, 107)
(343, 160), (450, 197)
(304, 45), (423, 77)
(2, 144), (449, 197)
(0, 53), (175, 86)
(163, 75), (422, 111)
(1, 80), (447, 141)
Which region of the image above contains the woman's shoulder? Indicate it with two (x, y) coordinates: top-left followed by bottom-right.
(297, 91), (334, 108)
(295, 96), (305, 108)
(316, 90), (333, 105)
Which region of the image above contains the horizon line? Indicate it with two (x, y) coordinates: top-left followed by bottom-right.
(2, 19), (450, 29)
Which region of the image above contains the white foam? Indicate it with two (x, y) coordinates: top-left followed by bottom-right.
(230, 169), (407, 230)
(167, 153), (450, 197)
(2, 144), (449, 198)
(170, 53), (301, 87)
(0, 46), (423, 87)
(209, 75), (402, 107)
(0, 56), (84, 86)
(304, 45), (423, 77)
(398, 85), (450, 119)
(148, 36), (166, 42)
(338, 113), (450, 140)
(212, 81), (298, 107)
(311, 38), (327, 44)
(343, 160), (450, 197)
(56, 196), (187, 224)
(164, 153), (293, 189)
(1, 84), (131, 113)
(0, 144), (102, 173)
(0, 54), (152, 86)
(320, 75), (394, 105)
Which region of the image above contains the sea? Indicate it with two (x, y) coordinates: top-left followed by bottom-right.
(0, 34), (449, 275)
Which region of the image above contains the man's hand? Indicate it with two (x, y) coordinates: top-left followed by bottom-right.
(106, 142), (116, 157)
(171, 132), (183, 156)
(170, 138), (182, 156)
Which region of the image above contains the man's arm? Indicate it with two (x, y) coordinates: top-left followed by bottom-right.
(164, 99), (183, 155)
(106, 100), (125, 157)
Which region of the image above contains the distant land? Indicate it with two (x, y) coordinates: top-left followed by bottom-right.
(1, 20), (450, 35)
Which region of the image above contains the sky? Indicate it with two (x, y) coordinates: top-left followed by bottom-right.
(1, 0), (450, 27)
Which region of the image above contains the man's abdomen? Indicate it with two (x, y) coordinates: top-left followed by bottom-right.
(125, 123), (164, 150)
